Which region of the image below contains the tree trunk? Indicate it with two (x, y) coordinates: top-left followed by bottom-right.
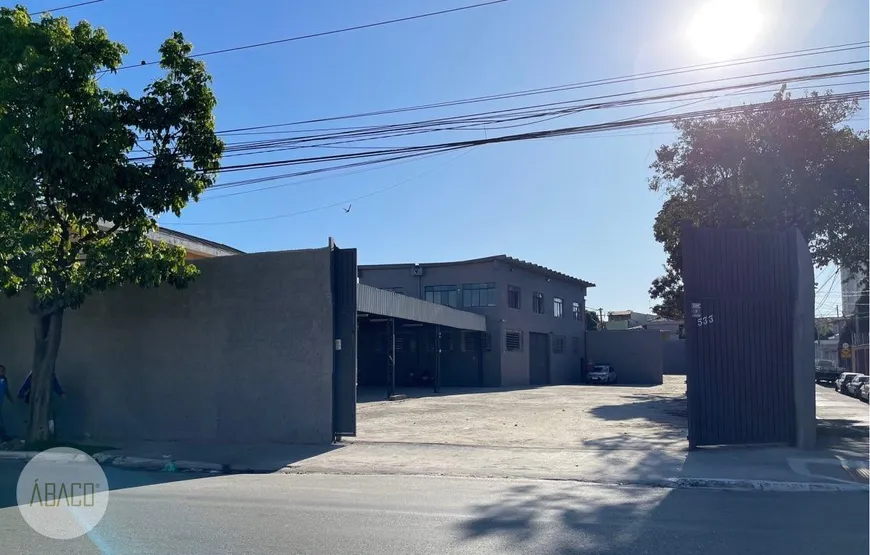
(26, 308), (65, 446)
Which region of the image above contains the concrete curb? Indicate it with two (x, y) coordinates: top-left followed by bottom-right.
(4, 451), (866, 492)
(0, 451), (40, 461)
(277, 466), (870, 492)
(643, 477), (869, 493)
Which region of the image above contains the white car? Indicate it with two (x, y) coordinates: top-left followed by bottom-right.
(587, 364), (617, 384)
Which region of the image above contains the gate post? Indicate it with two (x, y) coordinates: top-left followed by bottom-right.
(434, 324), (442, 393)
(387, 318), (396, 400)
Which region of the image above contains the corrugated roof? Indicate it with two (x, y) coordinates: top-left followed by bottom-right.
(357, 284), (487, 331)
(608, 310), (633, 317)
(155, 227), (245, 255)
(359, 254), (594, 288)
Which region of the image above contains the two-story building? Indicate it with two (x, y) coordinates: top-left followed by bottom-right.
(358, 255), (594, 387)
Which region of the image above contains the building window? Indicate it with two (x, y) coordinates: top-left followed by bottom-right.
(508, 285), (521, 309)
(505, 330), (523, 352)
(572, 336), (580, 354)
(552, 335), (566, 353)
(572, 301), (581, 321)
(532, 292), (545, 314)
(463, 282), (497, 307)
(554, 297), (564, 318)
(425, 285), (458, 308)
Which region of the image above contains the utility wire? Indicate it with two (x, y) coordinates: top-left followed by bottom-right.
(210, 68), (867, 160)
(217, 41), (869, 134)
(202, 68), (869, 175)
(163, 149), (474, 227)
(171, 90), (869, 225)
(134, 63), (866, 165)
(115, 0), (508, 71)
(30, 0), (104, 15)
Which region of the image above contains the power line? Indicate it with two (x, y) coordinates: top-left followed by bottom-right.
(171, 90), (869, 226)
(202, 68), (869, 176)
(209, 70), (867, 161)
(216, 41), (869, 134)
(114, 0), (508, 71)
(30, 0), (104, 15)
(133, 63), (864, 166)
(161, 149), (474, 227)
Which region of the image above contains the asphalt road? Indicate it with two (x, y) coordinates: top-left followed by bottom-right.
(0, 462), (866, 554)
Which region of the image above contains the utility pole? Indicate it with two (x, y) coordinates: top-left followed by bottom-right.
(598, 307), (604, 329)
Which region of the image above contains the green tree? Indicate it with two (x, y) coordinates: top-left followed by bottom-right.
(648, 89), (868, 319)
(585, 310), (600, 331)
(0, 7), (223, 444)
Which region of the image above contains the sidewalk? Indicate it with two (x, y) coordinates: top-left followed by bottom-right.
(3, 437), (864, 492)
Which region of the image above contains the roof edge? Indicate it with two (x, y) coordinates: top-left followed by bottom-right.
(359, 254), (595, 288)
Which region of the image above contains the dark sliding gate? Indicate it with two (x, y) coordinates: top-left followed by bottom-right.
(331, 240), (357, 439)
(682, 225), (797, 448)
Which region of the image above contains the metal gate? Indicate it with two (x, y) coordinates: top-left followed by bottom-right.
(682, 225), (797, 448)
(529, 332), (550, 385)
(330, 241), (357, 439)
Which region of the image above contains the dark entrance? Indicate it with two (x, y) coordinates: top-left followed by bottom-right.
(357, 317), (483, 392)
(682, 225), (799, 448)
(529, 332), (550, 385)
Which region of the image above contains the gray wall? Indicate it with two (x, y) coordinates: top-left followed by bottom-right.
(663, 339), (687, 375)
(358, 258), (588, 386)
(586, 330), (664, 385)
(0, 249), (336, 445)
(790, 228), (816, 449)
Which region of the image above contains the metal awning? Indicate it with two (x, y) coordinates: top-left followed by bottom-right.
(357, 284), (486, 331)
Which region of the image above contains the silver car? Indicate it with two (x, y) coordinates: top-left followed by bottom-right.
(587, 364), (617, 384)
(836, 372), (859, 393)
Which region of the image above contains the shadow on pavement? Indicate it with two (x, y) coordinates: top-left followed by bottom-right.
(357, 385), (546, 404)
(455, 482), (869, 554)
(816, 417), (869, 455)
(0, 442), (341, 510)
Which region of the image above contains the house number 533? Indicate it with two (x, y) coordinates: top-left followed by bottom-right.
(697, 315), (714, 327)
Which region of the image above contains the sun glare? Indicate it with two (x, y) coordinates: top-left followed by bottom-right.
(686, 0), (763, 61)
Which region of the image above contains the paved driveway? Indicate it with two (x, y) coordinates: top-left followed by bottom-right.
(815, 384), (869, 456)
(356, 376), (688, 450)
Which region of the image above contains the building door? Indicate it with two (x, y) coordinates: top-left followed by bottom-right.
(529, 332), (550, 385)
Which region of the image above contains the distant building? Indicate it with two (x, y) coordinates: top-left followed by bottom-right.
(644, 317), (684, 339)
(841, 267), (867, 317)
(605, 310), (654, 330)
(150, 227), (243, 259)
(358, 255), (594, 387)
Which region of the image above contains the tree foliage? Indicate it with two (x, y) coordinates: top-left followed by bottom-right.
(585, 310), (600, 331)
(0, 6), (223, 443)
(648, 89), (868, 319)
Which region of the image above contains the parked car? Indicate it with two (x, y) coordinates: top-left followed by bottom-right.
(815, 359), (842, 384)
(860, 383), (869, 403)
(845, 375), (869, 397)
(835, 372), (859, 393)
(586, 364), (617, 384)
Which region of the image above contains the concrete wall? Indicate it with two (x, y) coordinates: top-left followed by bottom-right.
(0, 249), (336, 445)
(586, 330), (664, 385)
(790, 228), (816, 449)
(358, 258), (588, 386)
(663, 338), (687, 375)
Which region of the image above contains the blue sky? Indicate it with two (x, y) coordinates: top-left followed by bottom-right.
(25, 0), (868, 316)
